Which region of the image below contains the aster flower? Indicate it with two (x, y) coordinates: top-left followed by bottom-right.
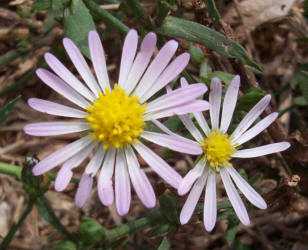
(24, 29), (210, 215)
(175, 76), (290, 231)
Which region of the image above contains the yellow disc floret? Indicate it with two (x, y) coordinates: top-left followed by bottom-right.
(201, 130), (237, 172)
(85, 85), (146, 149)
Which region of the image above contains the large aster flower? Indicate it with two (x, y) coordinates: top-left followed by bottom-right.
(24, 29), (209, 215)
(176, 76), (290, 231)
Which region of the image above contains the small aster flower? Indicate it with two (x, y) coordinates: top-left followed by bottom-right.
(24, 29), (210, 215)
(176, 76), (290, 231)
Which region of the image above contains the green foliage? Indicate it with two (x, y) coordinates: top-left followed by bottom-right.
(34, 0), (51, 10)
(0, 96), (21, 124)
(63, 0), (96, 58)
(159, 193), (180, 226)
(225, 215), (240, 245)
(235, 88), (267, 114)
(78, 217), (107, 246)
(189, 43), (205, 66)
(51, 241), (77, 250)
(158, 237), (170, 250)
(157, 16), (263, 73)
(204, 0), (221, 26)
(202, 71), (235, 86)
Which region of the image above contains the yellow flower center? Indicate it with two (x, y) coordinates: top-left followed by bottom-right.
(85, 85), (146, 149)
(201, 130), (237, 172)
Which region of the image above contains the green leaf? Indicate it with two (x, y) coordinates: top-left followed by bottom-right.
(158, 237), (170, 250)
(248, 173), (261, 185)
(34, 0), (51, 10)
(235, 88), (266, 114)
(157, 16), (262, 73)
(159, 193), (180, 225)
(63, 0), (96, 58)
(0, 96), (21, 124)
(189, 43), (205, 66)
(238, 169), (248, 181)
(225, 215), (239, 245)
(202, 71), (235, 86)
(146, 224), (170, 237)
(78, 217), (106, 246)
(298, 71), (308, 102)
(294, 96), (308, 106)
(204, 0), (221, 25)
(51, 241), (77, 250)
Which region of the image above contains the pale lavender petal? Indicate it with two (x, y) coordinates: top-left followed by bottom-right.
(233, 113), (278, 146)
(133, 142), (182, 189)
(97, 148), (116, 206)
(209, 77), (222, 130)
(125, 32), (157, 94)
(44, 52), (95, 101)
(220, 75), (240, 133)
(118, 29), (138, 89)
(179, 114), (204, 143)
(28, 98), (87, 118)
(145, 100), (209, 120)
(32, 135), (92, 175)
(226, 167), (267, 209)
(133, 40), (178, 98)
(145, 83), (207, 113)
(63, 38), (101, 96)
(178, 157), (206, 195)
(75, 173), (93, 208)
(180, 169), (208, 224)
(179, 78), (211, 135)
(115, 149), (131, 216)
(125, 145), (156, 208)
(220, 168), (250, 225)
(203, 171), (217, 232)
(232, 142), (290, 158)
(140, 52), (190, 102)
(36, 69), (90, 108)
(24, 122), (89, 136)
(141, 131), (202, 155)
(85, 146), (105, 176)
(55, 143), (96, 192)
(88, 30), (110, 92)
(231, 95), (271, 141)
(151, 119), (176, 136)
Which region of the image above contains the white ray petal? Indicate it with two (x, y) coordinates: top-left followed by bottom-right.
(125, 146), (156, 208)
(231, 95), (271, 141)
(97, 148), (116, 206)
(141, 131), (202, 155)
(220, 75), (240, 133)
(179, 114), (204, 143)
(180, 168), (208, 225)
(24, 122), (89, 136)
(133, 142), (182, 189)
(88, 30), (110, 92)
(118, 29), (138, 89)
(75, 173), (93, 208)
(63, 37), (101, 96)
(178, 157), (207, 195)
(28, 98), (87, 118)
(209, 78), (222, 131)
(232, 113), (278, 146)
(115, 149), (131, 216)
(226, 167), (267, 209)
(85, 146), (105, 176)
(125, 32), (157, 94)
(232, 142), (290, 158)
(203, 171), (217, 232)
(220, 168), (250, 225)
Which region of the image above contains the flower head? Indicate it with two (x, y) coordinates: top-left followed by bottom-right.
(176, 76), (290, 231)
(24, 29), (210, 215)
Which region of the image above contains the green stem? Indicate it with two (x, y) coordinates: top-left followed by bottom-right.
(125, 0), (148, 24)
(0, 162), (79, 184)
(0, 70), (35, 97)
(84, 0), (130, 35)
(0, 49), (28, 70)
(0, 199), (35, 250)
(36, 196), (78, 243)
(108, 209), (163, 242)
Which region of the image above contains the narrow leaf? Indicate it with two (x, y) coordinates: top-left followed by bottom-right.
(0, 95), (21, 124)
